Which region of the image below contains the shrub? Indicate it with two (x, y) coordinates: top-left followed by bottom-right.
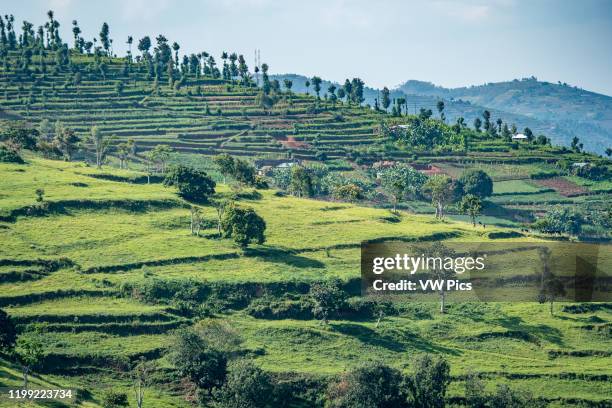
(0, 145), (24, 163)
(325, 361), (407, 408)
(310, 279), (347, 323)
(530, 170), (560, 179)
(101, 390), (128, 408)
(213, 359), (277, 408)
(170, 328), (227, 392)
(246, 296), (313, 320)
(406, 354), (451, 408)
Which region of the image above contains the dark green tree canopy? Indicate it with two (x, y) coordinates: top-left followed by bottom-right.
(458, 169), (493, 199)
(163, 165), (216, 202)
(325, 361), (407, 408)
(213, 359), (276, 408)
(0, 309), (17, 351)
(220, 204), (266, 248)
(170, 328), (227, 391)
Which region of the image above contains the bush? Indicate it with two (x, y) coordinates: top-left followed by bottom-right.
(325, 361), (407, 408)
(246, 296), (313, 320)
(213, 359), (277, 408)
(530, 170), (560, 179)
(0, 145), (24, 163)
(101, 390), (128, 408)
(532, 206), (583, 235)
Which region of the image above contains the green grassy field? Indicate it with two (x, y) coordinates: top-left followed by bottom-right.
(1, 156), (610, 407)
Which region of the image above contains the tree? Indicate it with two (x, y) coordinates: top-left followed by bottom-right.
(283, 79), (293, 93)
(464, 371), (487, 408)
(170, 328), (227, 393)
(189, 206), (203, 236)
(436, 100), (445, 121)
(213, 153), (235, 183)
(473, 118), (482, 132)
(524, 127), (534, 142)
(537, 248), (566, 315)
(325, 361), (407, 408)
(333, 183), (364, 202)
(232, 158), (256, 186)
(89, 126), (113, 168)
(571, 136), (581, 152)
(458, 169), (493, 199)
(116, 139), (135, 169)
(164, 165), (216, 202)
(172, 42), (180, 68)
(99, 22), (110, 55)
(379, 164), (427, 212)
(0, 309), (16, 352)
(533, 206), (583, 236)
(213, 359), (276, 408)
(381, 87), (391, 112)
(15, 332), (44, 389)
(1, 123), (38, 151)
(311, 76), (323, 99)
(423, 175), (454, 219)
(327, 84), (337, 105)
(459, 194), (482, 227)
(71, 20), (81, 50)
(605, 147), (611, 157)
(309, 279), (346, 324)
(419, 108), (432, 120)
(304, 79), (310, 95)
(406, 354), (451, 408)
(289, 166), (313, 197)
(147, 144), (174, 173)
(126, 36), (133, 60)
(53, 124), (81, 161)
(132, 357), (154, 408)
(482, 110), (491, 132)
(220, 204), (266, 248)
(137, 36), (151, 58)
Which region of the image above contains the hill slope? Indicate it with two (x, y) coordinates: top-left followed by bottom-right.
(397, 78), (612, 154)
(1, 156), (611, 407)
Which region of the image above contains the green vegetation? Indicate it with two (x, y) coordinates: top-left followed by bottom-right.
(0, 9), (610, 408)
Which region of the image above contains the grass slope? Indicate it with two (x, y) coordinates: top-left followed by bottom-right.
(0, 156), (610, 407)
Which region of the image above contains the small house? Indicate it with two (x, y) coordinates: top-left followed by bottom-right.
(512, 133), (528, 141)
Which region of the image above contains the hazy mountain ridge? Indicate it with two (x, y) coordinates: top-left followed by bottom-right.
(398, 78), (612, 153)
(273, 75), (612, 154)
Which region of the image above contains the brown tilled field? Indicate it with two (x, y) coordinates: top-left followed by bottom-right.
(533, 177), (589, 196)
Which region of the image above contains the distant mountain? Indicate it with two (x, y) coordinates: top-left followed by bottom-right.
(396, 78), (612, 154)
(272, 75), (612, 154)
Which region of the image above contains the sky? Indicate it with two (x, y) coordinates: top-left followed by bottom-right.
(5, 0), (612, 95)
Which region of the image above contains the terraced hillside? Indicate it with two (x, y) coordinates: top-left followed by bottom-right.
(0, 53), (386, 162)
(0, 156), (611, 407)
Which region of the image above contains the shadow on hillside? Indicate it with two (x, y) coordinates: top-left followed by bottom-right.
(493, 315), (565, 346)
(244, 246), (325, 269)
(330, 322), (460, 355)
